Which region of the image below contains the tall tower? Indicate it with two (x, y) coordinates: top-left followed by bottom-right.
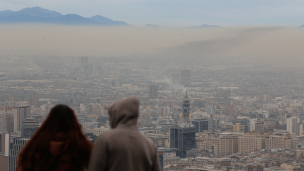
(183, 92), (190, 123)
(170, 92), (196, 158)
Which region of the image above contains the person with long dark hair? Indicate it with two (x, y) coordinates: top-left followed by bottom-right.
(17, 104), (93, 171)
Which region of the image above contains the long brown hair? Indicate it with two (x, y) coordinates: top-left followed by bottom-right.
(17, 104), (93, 171)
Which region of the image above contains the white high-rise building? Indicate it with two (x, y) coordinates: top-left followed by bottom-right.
(287, 117), (300, 134)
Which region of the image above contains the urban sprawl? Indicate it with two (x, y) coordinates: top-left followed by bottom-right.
(1, 56), (304, 171)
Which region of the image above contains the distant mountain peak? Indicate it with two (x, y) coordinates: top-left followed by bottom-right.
(16, 6), (62, 17)
(89, 15), (130, 26)
(0, 7), (130, 26)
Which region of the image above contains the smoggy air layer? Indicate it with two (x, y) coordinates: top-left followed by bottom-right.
(1, 25), (304, 66)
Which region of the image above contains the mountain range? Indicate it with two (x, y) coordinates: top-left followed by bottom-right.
(1, 7), (303, 28)
(0, 7), (130, 26)
(0, 7), (226, 27)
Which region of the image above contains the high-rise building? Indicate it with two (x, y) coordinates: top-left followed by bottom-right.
(149, 86), (158, 99)
(182, 92), (190, 123)
(0, 133), (10, 156)
(181, 69), (191, 86)
(170, 123), (196, 158)
(192, 118), (215, 133)
(0, 109), (14, 133)
(80, 56), (88, 67)
(28, 94), (38, 106)
(21, 118), (39, 138)
(13, 106), (31, 133)
(8, 138), (29, 171)
(170, 91), (195, 158)
(287, 117), (300, 134)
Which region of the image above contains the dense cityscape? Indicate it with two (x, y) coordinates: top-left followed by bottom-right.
(1, 55), (304, 170)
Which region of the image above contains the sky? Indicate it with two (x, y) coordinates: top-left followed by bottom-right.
(0, 0), (304, 27)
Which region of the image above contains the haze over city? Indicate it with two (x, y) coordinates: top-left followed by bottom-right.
(1, 1), (304, 171)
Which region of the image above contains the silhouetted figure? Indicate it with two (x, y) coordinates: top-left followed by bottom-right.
(89, 97), (160, 171)
(17, 105), (93, 171)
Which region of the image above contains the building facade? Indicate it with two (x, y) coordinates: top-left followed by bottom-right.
(9, 138), (29, 171)
(0, 109), (14, 133)
(192, 118), (215, 133)
(287, 117), (300, 134)
(170, 123), (196, 158)
(13, 106), (31, 133)
(21, 118), (39, 138)
(238, 135), (264, 153)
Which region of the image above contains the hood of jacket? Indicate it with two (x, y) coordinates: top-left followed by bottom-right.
(50, 132), (70, 156)
(108, 97), (139, 129)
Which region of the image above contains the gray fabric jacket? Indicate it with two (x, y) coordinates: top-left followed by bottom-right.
(88, 97), (161, 171)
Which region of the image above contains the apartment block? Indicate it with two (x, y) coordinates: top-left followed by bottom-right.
(238, 135), (265, 153)
(264, 135), (298, 150)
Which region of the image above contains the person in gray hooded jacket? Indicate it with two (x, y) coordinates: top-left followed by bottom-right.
(88, 97), (161, 171)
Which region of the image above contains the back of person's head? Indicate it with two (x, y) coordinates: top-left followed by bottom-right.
(108, 97), (139, 129)
(17, 104), (93, 171)
(39, 104), (79, 135)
